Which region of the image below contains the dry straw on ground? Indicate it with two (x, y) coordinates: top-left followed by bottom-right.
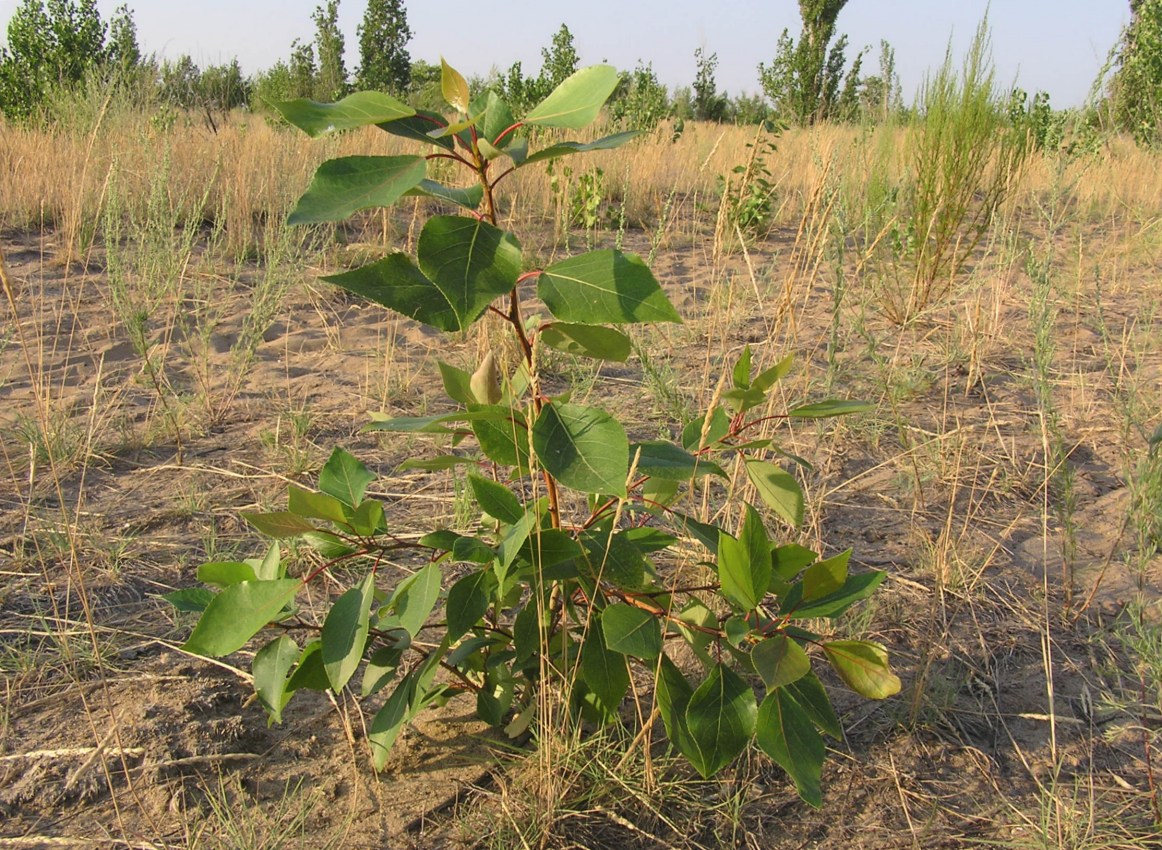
(2, 109), (1162, 848)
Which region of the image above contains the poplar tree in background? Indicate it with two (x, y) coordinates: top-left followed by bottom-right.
(312, 0), (348, 101)
(1111, 0), (1162, 143)
(357, 0), (411, 95)
(0, 0), (122, 119)
(759, 0), (864, 124)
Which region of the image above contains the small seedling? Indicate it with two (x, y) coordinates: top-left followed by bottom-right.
(169, 61), (898, 807)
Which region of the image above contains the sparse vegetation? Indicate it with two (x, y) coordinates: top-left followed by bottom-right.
(2, 6), (1162, 850)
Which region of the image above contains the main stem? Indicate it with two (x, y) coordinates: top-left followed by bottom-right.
(477, 156), (562, 530)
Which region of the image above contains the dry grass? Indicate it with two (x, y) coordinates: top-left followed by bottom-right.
(2, 106), (1162, 848)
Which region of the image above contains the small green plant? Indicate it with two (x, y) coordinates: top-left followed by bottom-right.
(169, 62), (898, 807)
(720, 128), (781, 240)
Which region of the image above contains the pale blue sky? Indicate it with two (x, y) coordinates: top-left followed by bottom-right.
(0, 1), (1130, 107)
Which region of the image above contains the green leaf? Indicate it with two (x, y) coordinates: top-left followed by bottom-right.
(533, 402), (628, 496)
(286, 640), (331, 691)
(520, 131), (641, 166)
(519, 528), (583, 572)
(785, 572), (883, 618)
(362, 641), (406, 697)
(681, 407), (730, 451)
(163, 587), (215, 613)
(581, 618), (630, 718)
(302, 531), (357, 559)
(473, 410), (531, 471)
(732, 345), (753, 389)
(287, 486), (348, 526)
(786, 673), (842, 738)
(273, 91), (414, 136)
(320, 447), (376, 510)
(751, 635), (811, 690)
(417, 214), (522, 315)
(438, 361), (476, 405)
(349, 499), (385, 536)
(803, 550), (851, 601)
(322, 573), (375, 692)
(324, 258), (439, 330)
(242, 512), (316, 539)
(368, 668), (416, 769)
(252, 543), (282, 581)
(745, 460), (804, 528)
(404, 179), (484, 211)
(391, 564), (442, 637)
(469, 91), (514, 146)
(376, 109), (454, 150)
(446, 569), (494, 642)
(580, 528), (650, 590)
(538, 250), (680, 325)
(477, 670), (516, 725)
(632, 441), (725, 481)
(468, 474), (524, 524)
(253, 636), (299, 724)
(440, 58), (470, 112)
(601, 603), (661, 660)
(182, 579), (301, 657)
(655, 654), (696, 756)
(325, 215), (521, 332)
(717, 504), (771, 612)
(367, 643), (447, 769)
(197, 561), (258, 587)
(684, 663), (757, 778)
(756, 687), (825, 808)
(525, 65), (621, 129)
(288, 155), (427, 224)
(752, 354), (794, 392)
(540, 323), (632, 361)
(822, 640), (902, 699)
(670, 511), (721, 555)
(771, 544), (818, 581)
(497, 510), (539, 589)
(787, 400), (873, 419)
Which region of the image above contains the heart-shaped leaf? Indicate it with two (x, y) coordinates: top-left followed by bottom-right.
(538, 250), (680, 325)
(533, 402), (628, 496)
(684, 663), (757, 778)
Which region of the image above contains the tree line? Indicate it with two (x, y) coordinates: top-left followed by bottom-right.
(1, 0), (1160, 143)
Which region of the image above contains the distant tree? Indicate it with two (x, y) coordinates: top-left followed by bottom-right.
(693, 47), (728, 122)
(0, 0), (114, 118)
(610, 61), (670, 131)
(540, 23), (579, 89)
(198, 59), (249, 112)
(106, 4), (141, 71)
(159, 54), (201, 109)
(357, 0), (411, 95)
(499, 25), (581, 115)
(312, 0), (347, 101)
(858, 40), (901, 122)
(758, 0), (864, 124)
(406, 59), (442, 110)
(289, 38), (318, 98)
(1110, 0), (1162, 143)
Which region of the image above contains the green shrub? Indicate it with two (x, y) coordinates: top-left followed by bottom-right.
(169, 62), (897, 807)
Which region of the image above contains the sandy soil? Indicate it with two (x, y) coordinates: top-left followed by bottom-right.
(2, 216), (1161, 848)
